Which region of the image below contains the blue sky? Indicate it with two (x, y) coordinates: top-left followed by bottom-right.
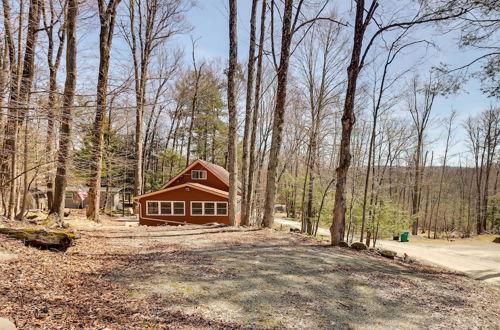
(174, 1), (495, 163)
(75, 0), (496, 165)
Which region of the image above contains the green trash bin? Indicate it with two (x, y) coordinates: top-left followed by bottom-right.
(401, 232), (409, 242)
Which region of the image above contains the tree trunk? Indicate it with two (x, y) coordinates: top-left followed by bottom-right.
(86, 0), (121, 222)
(48, 0), (78, 223)
(42, 0), (66, 211)
(330, 0), (376, 245)
(227, 0), (238, 226)
(245, 0), (266, 226)
(262, 0), (294, 228)
(240, 0), (258, 226)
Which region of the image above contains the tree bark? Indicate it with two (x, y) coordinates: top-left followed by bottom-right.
(245, 0), (266, 226)
(48, 0), (77, 223)
(330, 0), (377, 245)
(86, 0), (121, 221)
(262, 0), (294, 228)
(240, 0), (258, 226)
(42, 0), (66, 210)
(227, 0), (239, 226)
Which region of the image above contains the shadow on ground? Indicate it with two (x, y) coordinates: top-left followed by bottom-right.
(91, 227), (498, 329)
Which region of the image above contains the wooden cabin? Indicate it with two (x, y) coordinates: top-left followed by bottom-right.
(134, 160), (241, 226)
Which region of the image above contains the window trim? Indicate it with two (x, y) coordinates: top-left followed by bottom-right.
(190, 201), (228, 216)
(146, 201), (185, 216)
(191, 170), (207, 180)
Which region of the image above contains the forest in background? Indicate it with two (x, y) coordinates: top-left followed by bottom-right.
(0, 0), (498, 246)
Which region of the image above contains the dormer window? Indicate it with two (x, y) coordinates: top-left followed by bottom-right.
(191, 170), (207, 180)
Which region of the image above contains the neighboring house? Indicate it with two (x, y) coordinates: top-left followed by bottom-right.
(31, 186), (122, 210)
(64, 186), (122, 210)
(27, 188), (48, 210)
(134, 159), (241, 226)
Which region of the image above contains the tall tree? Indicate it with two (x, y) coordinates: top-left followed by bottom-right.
(86, 0), (122, 221)
(6, 0), (42, 219)
(45, 0), (77, 220)
(240, 0), (258, 226)
(330, 0), (377, 245)
(122, 0), (188, 200)
(227, 0), (238, 226)
(47, 0), (78, 224)
(41, 0), (66, 210)
(245, 0), (266, 226)
(433, 111), (455, 238)
(262, 0), (294, 228)
(408, 76), (436, 235)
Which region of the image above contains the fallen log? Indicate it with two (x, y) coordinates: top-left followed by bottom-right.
(0, 228), (77, 251)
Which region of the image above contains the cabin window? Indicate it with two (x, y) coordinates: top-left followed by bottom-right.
(204, 202), (215, 215)
(147, 201), (159, 215)
(65, 192), (74, 199)
(146, 201), (184, 216)
(191, 202), (203, 215)
(191, 170), (207, 180)
(216, 202), (227, 215)
(160, 202), (171, 214)
(191, 201), (228, 216)
(173, 202), (185, 215)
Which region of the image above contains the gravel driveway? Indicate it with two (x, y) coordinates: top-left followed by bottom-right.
(275, 218), (500, 288)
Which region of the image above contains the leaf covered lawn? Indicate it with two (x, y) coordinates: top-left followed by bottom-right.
(0, 218), (499, 329)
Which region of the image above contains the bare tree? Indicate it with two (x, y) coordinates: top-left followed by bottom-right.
(408, 76), (436, 234)
(86, 0), (122, 221)
(240, 0), (258, 226)
(122, 0), (188, 199)
(262, 0), (294, 228)
(41, 0), (66, 209)
(330, 0), (377, 245)
(432, 111), (455, 238)
(6, 0), (42, 220)
(227, 0), (238, 226)
(47, 0), (78, 223)
(245, 0), (267, 226)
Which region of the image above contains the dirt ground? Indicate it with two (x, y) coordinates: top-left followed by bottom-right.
(1, 215), (499, 329)
(275, 217), (500, 288)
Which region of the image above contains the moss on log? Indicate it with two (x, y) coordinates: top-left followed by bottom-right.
(0, 228), (77, 251)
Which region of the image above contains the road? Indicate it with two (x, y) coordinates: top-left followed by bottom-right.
(275, 218), (500, 288)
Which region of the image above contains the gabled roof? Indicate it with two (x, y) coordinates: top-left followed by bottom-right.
(160, 159), (241, 191)
(133, 182), (230, 200)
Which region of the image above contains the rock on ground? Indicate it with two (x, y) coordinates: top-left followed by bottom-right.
(0, 318), (16, 330)
(380, 249), (397, 259)
(350, 242), (368, 250)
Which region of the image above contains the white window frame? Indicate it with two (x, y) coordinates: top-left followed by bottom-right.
(191, 170), (207, 180)
(146, 201), (185, 216)
(190, 201), (228, 216)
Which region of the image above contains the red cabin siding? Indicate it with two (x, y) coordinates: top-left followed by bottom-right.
(166, 163), (229, 192)
(138, 185), (240, 226)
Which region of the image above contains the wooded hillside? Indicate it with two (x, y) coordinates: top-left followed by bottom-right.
(0, 0), (498, 245)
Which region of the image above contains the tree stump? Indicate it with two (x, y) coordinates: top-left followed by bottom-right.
(0, 228), (77, 251)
